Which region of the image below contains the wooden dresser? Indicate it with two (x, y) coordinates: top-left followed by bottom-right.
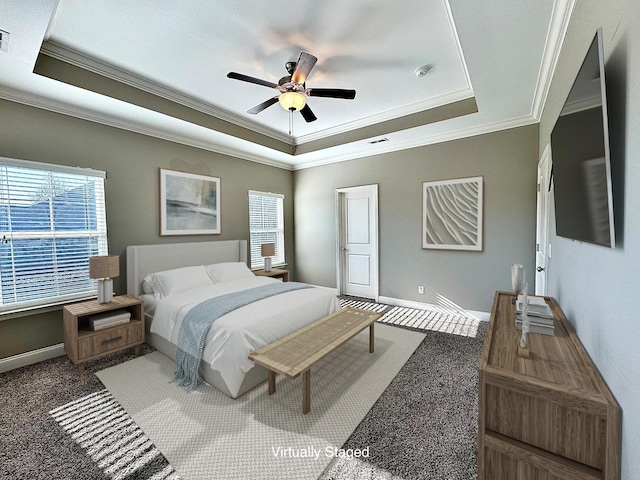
(478, 291), (620, 480)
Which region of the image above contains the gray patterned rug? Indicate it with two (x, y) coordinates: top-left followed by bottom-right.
(2, 300), (486, 480)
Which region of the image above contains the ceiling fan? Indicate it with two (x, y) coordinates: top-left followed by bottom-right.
(227, 52), (356, 124)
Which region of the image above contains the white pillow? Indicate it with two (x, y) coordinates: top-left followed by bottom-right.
(142, 279), (154, 294)
(205, 262), (254, 283)
(144, 265), (213, 299)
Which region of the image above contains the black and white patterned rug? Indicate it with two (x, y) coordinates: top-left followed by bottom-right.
(49, 389), (180, 480)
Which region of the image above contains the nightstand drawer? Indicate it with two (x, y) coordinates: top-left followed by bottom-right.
(78, 322), (142, 359)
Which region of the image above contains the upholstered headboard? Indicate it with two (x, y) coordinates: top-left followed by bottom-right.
(126, 240), (248, 297)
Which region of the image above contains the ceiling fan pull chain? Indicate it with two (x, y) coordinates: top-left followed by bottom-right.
(289, 108), (294, 136)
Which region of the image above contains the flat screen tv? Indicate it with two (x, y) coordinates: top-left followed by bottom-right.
(551, 27), (615, 248)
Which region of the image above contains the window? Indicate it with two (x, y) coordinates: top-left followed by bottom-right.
(248, 191), (285, 269)
(0, 157), (107, 314)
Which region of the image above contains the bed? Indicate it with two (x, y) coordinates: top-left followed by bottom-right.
(126, 240), (339, 398)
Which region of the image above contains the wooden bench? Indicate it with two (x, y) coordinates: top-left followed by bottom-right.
(248, 307), (382, 414)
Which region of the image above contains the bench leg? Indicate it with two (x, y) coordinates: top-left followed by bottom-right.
(302, 370), (310, 414)
(268, 370), (276, 395)
(369, 323), (375, 353)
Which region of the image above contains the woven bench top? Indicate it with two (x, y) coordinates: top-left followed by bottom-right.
(249, 307), (381, 378)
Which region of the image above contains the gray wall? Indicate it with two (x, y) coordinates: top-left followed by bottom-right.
(293, 125), (539, 312)
(539, 0), (640, 477)
(0, 99), (294, 358)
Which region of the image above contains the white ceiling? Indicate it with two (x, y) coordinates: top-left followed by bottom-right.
(0, 0), (572, 170)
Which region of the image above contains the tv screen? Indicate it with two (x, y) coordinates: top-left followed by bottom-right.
(551, 28), (615, 248)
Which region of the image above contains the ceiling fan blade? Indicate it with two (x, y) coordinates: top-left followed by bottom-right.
(227, 72), (278, 89)
(247, 96), (279, 114)
(291, 52), (318, 84)
(307, 88), (356, 99)
(299, 104), (317, 123)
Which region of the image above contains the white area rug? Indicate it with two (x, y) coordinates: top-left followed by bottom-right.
(96, 324), (424, 480)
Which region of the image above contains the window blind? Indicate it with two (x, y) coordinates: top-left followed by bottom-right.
(0, 158), (108, 314)
(248, 191), (285, 269)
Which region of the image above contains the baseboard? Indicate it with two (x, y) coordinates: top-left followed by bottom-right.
(0, 343), (65, 373)
(378, 296), (490, 322)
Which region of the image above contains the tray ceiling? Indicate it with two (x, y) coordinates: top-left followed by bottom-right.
(0, 1), (571, 169)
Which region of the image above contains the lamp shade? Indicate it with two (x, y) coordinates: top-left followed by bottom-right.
(278, 92), (306, 111)
(261, 243), (275, 257)
(89, 255), (120, 279)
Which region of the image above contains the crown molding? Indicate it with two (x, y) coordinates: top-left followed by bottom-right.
(295, 88), (475, 145)
(292, 114), (538, 171)
(39, 41), (293, 145)
(2, 83), (537, 173)
(530, 0), (576, 120)
(0, 86), (295, 170)
(444, 0), (474, 92)
(40, 41), (476, 148)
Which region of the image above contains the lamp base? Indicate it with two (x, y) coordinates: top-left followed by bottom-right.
(264, 257), (272, 272)
(97, 278), (113, 304)
(517, 344), (530, 358)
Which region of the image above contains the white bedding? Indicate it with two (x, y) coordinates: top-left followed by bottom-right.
(149, 276), (338, 397)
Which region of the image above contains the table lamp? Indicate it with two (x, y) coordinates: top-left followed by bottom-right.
(261, 243), (275, 272)
(90, 255), (119, 303)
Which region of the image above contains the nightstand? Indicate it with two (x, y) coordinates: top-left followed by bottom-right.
(63, 294), (144, 373)
(253, 268), (289, 282)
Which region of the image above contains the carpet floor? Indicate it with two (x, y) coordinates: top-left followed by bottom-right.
(0, 298), (487, 480)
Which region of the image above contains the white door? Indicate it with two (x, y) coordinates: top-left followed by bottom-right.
(336, 185), (379, 300)
(535, 145), (552, 296)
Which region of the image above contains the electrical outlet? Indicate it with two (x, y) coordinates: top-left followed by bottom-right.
(418, 285), (424, 294)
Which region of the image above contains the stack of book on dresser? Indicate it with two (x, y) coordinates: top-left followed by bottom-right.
(89, 309), (131, 331)
(516, 295), (554, 336)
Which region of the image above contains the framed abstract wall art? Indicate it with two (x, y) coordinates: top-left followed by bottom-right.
(422, 176), (483, 251)
(160, 169), (221, 235)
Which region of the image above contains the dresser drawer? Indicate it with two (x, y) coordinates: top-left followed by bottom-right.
(78, 322), (143, 359)
(485, 383), (606, 469)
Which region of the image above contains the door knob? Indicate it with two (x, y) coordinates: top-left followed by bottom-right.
(536, 266), (545, 272)
(340, 247), (348, 252)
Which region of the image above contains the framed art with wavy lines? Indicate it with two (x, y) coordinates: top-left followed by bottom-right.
(422, 176), (483, 251)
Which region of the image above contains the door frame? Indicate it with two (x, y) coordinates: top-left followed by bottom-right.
(535, 144), (552, 296)
(335, 184), (379, 301)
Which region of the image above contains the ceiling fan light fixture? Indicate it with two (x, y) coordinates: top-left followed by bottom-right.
(279, 91), (306, 111)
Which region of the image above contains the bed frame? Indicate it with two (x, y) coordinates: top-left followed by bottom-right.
(126, 240), (248, 297)
(126, 240), (268, 398)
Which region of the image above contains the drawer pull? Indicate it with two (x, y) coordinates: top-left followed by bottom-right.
(102, 336), (123, 345)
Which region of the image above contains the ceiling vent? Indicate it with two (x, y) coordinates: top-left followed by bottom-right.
(0, 30), (9, 53)
(368, 138), (389, 144)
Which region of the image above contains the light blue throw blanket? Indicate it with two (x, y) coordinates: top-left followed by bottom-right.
(174, 281), (312, 390)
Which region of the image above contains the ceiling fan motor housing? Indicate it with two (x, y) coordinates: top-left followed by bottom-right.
(285, 61), (296, 74)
